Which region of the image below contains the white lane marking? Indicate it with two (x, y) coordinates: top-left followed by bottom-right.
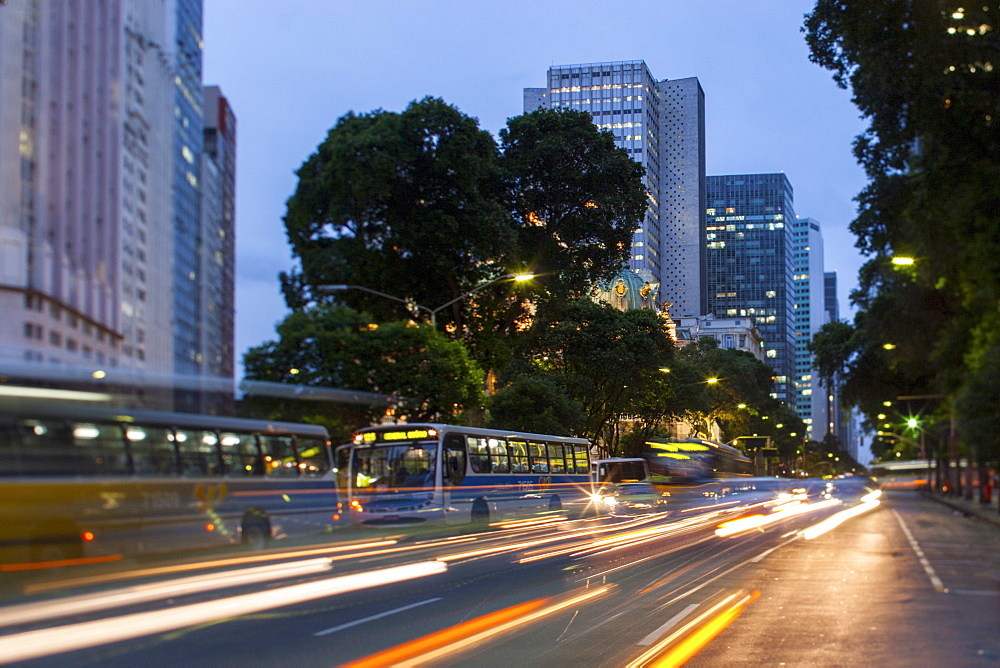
(892, 509), (947, 593)
(637, 603), (700, 646)
(314, 598), (442, 636)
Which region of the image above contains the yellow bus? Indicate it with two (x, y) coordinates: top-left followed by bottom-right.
(0, 397), (341, 571)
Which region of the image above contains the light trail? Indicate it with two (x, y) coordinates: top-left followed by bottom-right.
(0, 557), (336, 627)
(715, 498), (842, 537)
(23, 539), (401, 594)
(800, 499), (881, 540)
(0, 561), (447, 664)
(626, 590), (759, 668)
(346, 585), (614, 667)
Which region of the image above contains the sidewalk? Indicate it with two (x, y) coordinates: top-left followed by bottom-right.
(926, 487), (1000, 528)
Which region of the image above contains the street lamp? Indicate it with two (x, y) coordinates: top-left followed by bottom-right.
(317, 273), (534, 327)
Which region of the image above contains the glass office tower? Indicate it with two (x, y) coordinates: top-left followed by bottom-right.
(525, 61), (706, 317)
(705, 173), (796, 404)
(792, 216), (825, 436)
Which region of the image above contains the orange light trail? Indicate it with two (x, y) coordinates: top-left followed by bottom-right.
(648, 590), (759, 667)
(627, 590), (759, 668)
(0, 554), (122, 573)
(346, 585), (613, 667)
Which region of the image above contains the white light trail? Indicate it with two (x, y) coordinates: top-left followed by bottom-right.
(0, 561), (447, 664)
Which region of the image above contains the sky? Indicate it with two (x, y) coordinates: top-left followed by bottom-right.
(201, 0), (870, 371)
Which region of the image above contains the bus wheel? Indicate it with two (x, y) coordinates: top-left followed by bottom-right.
(241, 516), (271, 550)
(471, 500), (490, 527)
(548, 495), (562, 513)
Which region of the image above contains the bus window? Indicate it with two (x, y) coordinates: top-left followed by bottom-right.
(175, 429), (222, 476)
(489, 438), (509, 473)
(443, 433), (466, 486)
(259, 435), (299, 477)
(73, 422), (130, 475)
(548, 443), (566, 474)
(573, 445), (590, 474)
(296, 436), (331, 477)
(508, 440), (529, 474)
(467, 437), (490, 473)
(528, 442), (549, 473)
(5, 419), (79, 476)
(220, 432), (260, 476)
(131, 426), (179, 476)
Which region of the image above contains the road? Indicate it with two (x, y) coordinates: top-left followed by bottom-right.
(1, 482), (997, 667)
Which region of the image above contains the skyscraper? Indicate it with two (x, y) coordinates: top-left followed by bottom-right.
(525, 61), (706, 317)
(705, 173), (796, 404)
(0, 0), (235, 410)
(792, 216), (825, 437)
(199, 86), (237, 413)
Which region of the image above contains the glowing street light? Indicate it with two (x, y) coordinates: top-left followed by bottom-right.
(891, 256), (915, 266)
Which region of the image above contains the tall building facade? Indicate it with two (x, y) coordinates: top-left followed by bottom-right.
(0, 0), (235, 410)
(791, 216), (825, 438)
(199, 85), (237, 412)
(525, 61), (706, 317)
(705, 173), (796, 404)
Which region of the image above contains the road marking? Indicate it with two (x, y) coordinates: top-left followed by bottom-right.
(314, 598), (442, 637)
(637, 603), (700, 646)
(892, 510), (947, 593)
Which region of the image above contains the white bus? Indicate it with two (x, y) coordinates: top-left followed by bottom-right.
(0, 397), (342, 570)
(344, 423), (595, 526)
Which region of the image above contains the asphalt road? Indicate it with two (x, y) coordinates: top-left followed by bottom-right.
(3, 482), (996, 667)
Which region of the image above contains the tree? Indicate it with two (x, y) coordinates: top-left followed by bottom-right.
(498, 108), (647, 304)
(485, 376), (585, 436)
(805, 2), (1000, 463)
(243, 305), (485, 432)
(281, 97), (514, 330)
(675, 338), (779, 442)
(500, 299), (676, 454)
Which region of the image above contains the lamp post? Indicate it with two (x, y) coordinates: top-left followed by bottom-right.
(317, 273), (534, 327)
(898, 393), (957, 496)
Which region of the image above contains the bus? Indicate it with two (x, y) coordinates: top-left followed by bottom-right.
(591, 457), (650, 485)
(644, 438), (754, 482)
(0, 397), (341, 570)
(869, 459), (932, 489)
(344, 423), (594, 526)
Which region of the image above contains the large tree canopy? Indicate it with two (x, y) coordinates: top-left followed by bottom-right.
(281, 97), (513, 324)
(805, 1), (1000, 465)
(498, 108), (646, 303)
(278, 100), (646, 378)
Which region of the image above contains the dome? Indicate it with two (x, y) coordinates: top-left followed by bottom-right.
(593, 269), (660, 312)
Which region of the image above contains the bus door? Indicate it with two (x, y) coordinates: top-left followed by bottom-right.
(441, 433), (466, 524)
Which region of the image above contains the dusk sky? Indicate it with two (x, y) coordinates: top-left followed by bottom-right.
(202, 0), (870, 372)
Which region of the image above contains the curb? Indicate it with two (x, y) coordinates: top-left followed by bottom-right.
(925, 492), (1000, 529)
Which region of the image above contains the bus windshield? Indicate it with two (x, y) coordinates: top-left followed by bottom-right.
(351, 441), (436, 491)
